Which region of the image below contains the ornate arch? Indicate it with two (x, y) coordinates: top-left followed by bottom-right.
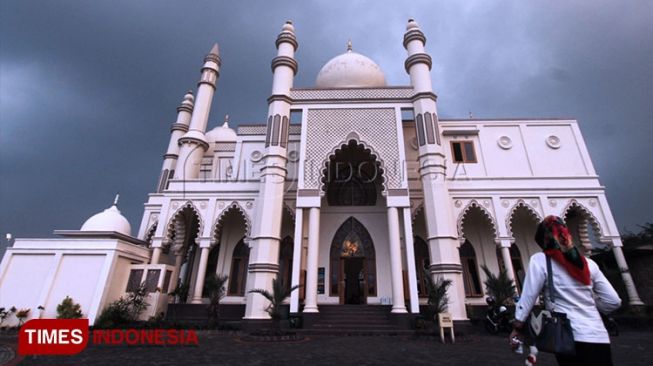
(212, 201), (252, 245)
(319, 138), (388, 195)
(329, 217), (377, 297)
(164, 201), (203, 250)
(144, 221), (158, 246)
(561, 199), (606, 241)
(506, 200), (543, 237)
(456, 200), (499, 242)
(411, 202), (425, 223)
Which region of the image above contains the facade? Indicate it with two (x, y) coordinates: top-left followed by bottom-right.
(0, 20), (644, 326)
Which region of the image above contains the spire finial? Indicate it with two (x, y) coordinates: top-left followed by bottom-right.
(113, 194), (120, 206)
(222, 114), (230, 128)
(347, 39), (352, 52)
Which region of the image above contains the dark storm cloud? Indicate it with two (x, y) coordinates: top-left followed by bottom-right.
(1, 0), (651, 254)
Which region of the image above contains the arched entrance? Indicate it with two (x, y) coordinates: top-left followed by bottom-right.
(330, 217), (377, 304)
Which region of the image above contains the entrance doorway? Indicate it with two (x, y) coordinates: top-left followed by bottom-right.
(330, 217), (377, 305)
(341, 257), (366, 304)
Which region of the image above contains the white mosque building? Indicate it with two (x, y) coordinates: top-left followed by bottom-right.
(0, 20), (643, 328)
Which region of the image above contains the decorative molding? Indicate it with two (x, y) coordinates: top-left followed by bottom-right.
(403, 29), (427, 48)
(561, 199), (605, 242)
(275, 32), (298, 50)
(170, 123), (189, 133)
(267, 94), (293, 105)
(271, 56), (298, 75)
(289, 87), (414, 102)
(429, 263), (463, 273)
(442, 129), (480, 136)
(165, 201), (204, 248)
(497, 135), (513, 150)
(404, 53), (432, 73)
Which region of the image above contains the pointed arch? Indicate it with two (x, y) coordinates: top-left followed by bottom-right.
(561, 200), (605, 241)
(212, 201), (252, 245)
(414, 236), (430, 297)
(460, 240), (483, 297)
(506, 200), (542, 237)
(411, 202), (425, 224)
(329, 217), (377, 298)
(227, 237), (250, 296)
(457, 200), (499, 240)
(319, 138), (388, 195)
(165, 201), (203, 251)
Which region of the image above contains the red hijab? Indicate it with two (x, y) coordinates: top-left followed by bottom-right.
(535, 215), (590, 285)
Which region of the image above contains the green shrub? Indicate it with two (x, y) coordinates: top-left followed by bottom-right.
(481, 265), (516, 306)
(56, 296), (83, 319)
(95, 283), (150, 328)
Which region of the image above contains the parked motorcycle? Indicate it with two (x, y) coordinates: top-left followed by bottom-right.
(484, 296), (513, 334)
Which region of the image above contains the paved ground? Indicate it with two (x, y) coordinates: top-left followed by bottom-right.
(4, 328), (652, 365)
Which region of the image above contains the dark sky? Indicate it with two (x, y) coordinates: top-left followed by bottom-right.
(1, 0), (652, 252)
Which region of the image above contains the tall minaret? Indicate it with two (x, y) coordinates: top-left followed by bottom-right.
(403, 19), (466, 320)
(244, 21), (298, 321)
(174, 44), (221, 180)
(157, 91), (194, 191)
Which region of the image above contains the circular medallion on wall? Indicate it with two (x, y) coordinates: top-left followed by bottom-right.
(589, 199), (598, 207)
(530, 199), (539, 207)
(218, 201), (225, 209)
(483, 200), (490, 208)
(246, 201), (253, 209)
(250, 150), (263, 162)
(200, 201), (207, 209)
(546, 135), (561, 149)
(501, 200), (510, 208)
(497, 135), (513, 150)
(172, 202), (179, 209)
(288, 150), (299, 162)
(549, 199), (557, 207)
(454, 200), (462, 208)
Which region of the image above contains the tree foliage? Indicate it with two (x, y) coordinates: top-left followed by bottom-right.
(56, 296), (83, 319)
(204, 273), (229, 327)
(95, 283), (150, 328)
(423, 268), (452, 316)
(481, 265), (516, 306)
(249, 276), (300, 332)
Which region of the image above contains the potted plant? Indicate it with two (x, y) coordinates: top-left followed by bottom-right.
(248, 276), (300, 335)
(204, 274), (228, 328)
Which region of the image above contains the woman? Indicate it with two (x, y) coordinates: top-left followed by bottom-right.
(510, 215), (621, 366)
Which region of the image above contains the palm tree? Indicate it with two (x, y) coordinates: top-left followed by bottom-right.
(481, 265), (516, 306)
(248, 276), (300, 333)
(423, 268), (452, 322)
(204, 274), (229, 328)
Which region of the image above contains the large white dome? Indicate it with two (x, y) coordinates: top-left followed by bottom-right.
(315, 46), (386, 88)
(81, 204), (132, 236)
(206, 121), (237, 143)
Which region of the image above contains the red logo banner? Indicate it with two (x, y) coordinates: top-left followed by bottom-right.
(18, 319), (89, 355)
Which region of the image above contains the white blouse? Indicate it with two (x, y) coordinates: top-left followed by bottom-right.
(514, 252), (622, 344)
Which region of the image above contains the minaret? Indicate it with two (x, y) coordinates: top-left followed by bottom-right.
(157, 91), (194, 191)
(174, 44), (221, 180)
(403, 19), (467, 320)
(243, 21), (298, 321)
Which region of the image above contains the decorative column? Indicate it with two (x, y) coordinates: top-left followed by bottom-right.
(303, 207), (320, 313)
(402, 208), (420, 314)
(244, 22), (299, 320)
(387, 207), (407, 313)
(290, 208), (304, 314)
(611, 239), (644, 305)
(499, 239), (517, 290)
(175, 44), (221, 180)
(158, 91), (194, 192)
(151, 247), (162, 265)
(404, 19), (466, 319)
(191, 240), (212, 304)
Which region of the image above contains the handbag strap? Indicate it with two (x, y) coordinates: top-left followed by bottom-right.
(545, 255), (556, 310)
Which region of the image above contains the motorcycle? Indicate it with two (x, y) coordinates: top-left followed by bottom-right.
(484, 296), (513, 334)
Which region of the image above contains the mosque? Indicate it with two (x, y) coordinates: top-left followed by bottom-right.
(0, 19), (643, 328)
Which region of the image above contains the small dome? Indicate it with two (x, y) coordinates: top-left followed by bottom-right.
(81, 204), (132, 236)
(315, 44), (386, 88)
(206, 120), (237, 143)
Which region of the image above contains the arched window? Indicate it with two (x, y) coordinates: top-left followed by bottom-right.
(496, 245), (525, 292)
(460, 240), (483, 297)
(278, 236), (294, 293)
(414, 237), (430, 298)
(228, 238), (250, 296)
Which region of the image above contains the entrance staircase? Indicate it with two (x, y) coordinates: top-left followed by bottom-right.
(300, 305), (413, 336)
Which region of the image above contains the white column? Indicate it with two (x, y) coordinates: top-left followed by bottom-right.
(402, 208), (420, 314)
(151, 246), (162, 265)
(612, 241), (644, 305)
(290, 208), (304, 313)
(191, 246), (211, 304)
(388, 206), (407, 313)
(304, 207), (320, 313)
(499, 239), (517, 290)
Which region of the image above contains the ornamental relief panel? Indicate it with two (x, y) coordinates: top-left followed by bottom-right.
(303, 108), (402, 190)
